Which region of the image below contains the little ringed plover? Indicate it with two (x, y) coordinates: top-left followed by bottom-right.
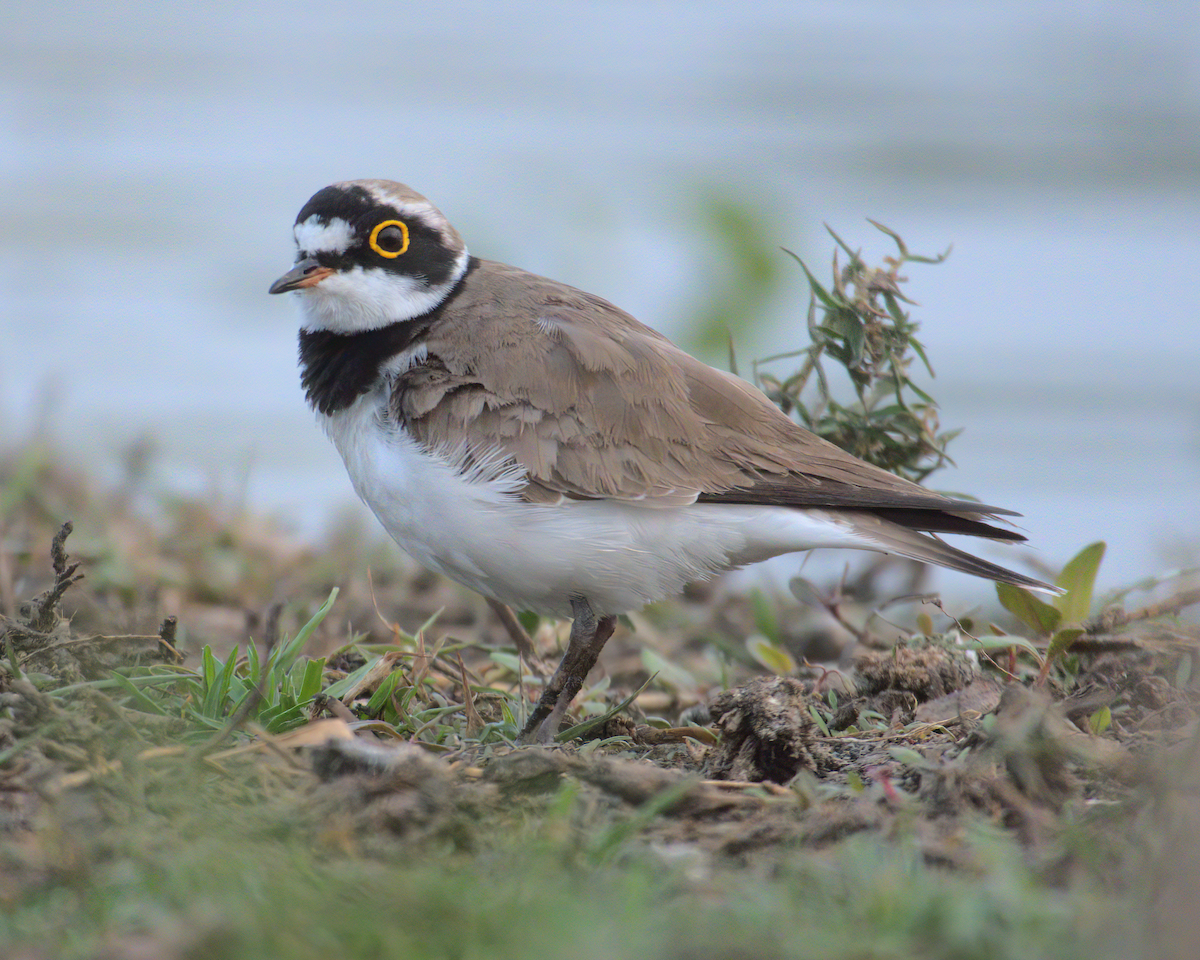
(269, 179), (1055, 743)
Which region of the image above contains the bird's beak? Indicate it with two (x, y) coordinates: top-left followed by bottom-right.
(268, 257), (335, 294)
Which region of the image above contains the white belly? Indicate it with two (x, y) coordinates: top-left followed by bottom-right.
(322, 389), (870, 617)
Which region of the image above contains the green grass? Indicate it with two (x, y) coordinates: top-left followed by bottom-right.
(0, 754), (1121, 960)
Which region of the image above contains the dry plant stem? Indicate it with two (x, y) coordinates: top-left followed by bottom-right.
(31, 521), (83, 633)
(16, 632), (166, 666)
(485, 597), (546, 676)
(930, 598), (1023, 681)
(1089, 587), (1200, 633)
(314, 693), (357, 723)
(456, 653), (484, 737)
(157, 616), (183, 661)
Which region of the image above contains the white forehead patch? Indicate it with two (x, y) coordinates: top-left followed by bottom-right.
(294, 215), (356, 256)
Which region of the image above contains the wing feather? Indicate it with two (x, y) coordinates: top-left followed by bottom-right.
(390, 259), (1022, 534)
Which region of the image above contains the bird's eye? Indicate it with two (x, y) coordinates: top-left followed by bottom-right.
(369, 220), (410, 258)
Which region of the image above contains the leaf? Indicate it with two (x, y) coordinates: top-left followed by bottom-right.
(365, 669), (406, 716)
(246, 640), (261, 686)
(110, 672), (167, 716)
(1053, 542), (1106, 623)
(1088, 706), (1112, 736)
(1045, 627), (1085, 663)
(297, 657), (327, 703)
(1036, 627), (1086, 685)
(959, 634), (1043, 660)
(556, 675), (656, 743)
(888, 746), (936, 771)
(784, 251), (842, 311)
(788, 576), (824, 607)
(745, 635), (796, 676)
(201, 646), (219, 692)
(808, 705), (830, 737)
(749, 589), (779, 643)
(640, 649), (699, 694)
(322, 654), (383, 700)
(274, 587), (339, 678)
(996, 583), (1062, 637)
(908, 336), (936, 378)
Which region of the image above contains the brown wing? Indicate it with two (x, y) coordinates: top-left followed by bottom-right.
(391, 259), (1023, 539)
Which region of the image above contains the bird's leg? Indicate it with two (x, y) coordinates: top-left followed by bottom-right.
(518, 596), (617, 745)
(485, 597), (548, 677)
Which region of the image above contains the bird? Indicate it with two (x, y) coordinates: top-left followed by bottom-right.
(269, 179), (1055, 743)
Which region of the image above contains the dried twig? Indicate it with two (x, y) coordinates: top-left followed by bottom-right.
(1086, 587), (1200, 634)
(30, 521), (84, 633)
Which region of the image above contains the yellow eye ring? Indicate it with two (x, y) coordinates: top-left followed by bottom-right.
(369, 220), (410, 258)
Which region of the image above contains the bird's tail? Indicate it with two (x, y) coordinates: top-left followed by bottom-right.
(851, 514), (1061, 595)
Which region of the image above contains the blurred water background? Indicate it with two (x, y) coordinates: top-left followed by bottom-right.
(3, 0), (1198, 598)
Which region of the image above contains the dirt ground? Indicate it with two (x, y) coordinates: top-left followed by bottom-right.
(2, 452), (1200, 959)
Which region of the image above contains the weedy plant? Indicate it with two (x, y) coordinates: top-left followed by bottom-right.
(738, 224), (966, 675)
(48, 588), (340, 739)
(741, 222), (957, 483)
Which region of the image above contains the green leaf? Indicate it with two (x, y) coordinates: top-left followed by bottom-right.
(201, 646), (219, 692)
(996, 583), (1062, 637)
(1088, 705), (1112, 736)
(785, 252), (841, 311)
(908, 336), (936, 379)
(201, 646), (239, 719)
(749, 589), (779, 643)
(888, 746), (936, 771)
(788, 576), (825, 608)
(297, 657), (327, 703)
(745, 635), (796, 675)
(640, 649), (699, 694)
(808, 704), (830, 737)
(110, 672), (168, 716)
(246, 640), (261, 686)
(556, 674), (656, 743)
(271, 588), (338, 684)
(323, 653), (383, 700)
(959, 634), (1043, 660)
(365, 669), (406, 716)
(1045, 628), (1085, 664)
(1053, 542), (1106, 623)
(259, 703), (309, 734)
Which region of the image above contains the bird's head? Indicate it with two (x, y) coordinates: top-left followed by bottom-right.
(269, 179), (468, 333)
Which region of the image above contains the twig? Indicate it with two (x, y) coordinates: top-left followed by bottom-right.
(16, 632), (165, 665)
(456, 653), (484, 738)
(158, 616), (184, 662)
(31, 521), (84, 633)
(1087, 587), (1200, 633)
(929, 598), (1025, 682)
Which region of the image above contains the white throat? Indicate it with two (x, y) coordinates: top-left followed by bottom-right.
(297, 246), (469, 334)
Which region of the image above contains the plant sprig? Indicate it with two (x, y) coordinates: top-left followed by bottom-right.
(746, 222), (956, 483)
